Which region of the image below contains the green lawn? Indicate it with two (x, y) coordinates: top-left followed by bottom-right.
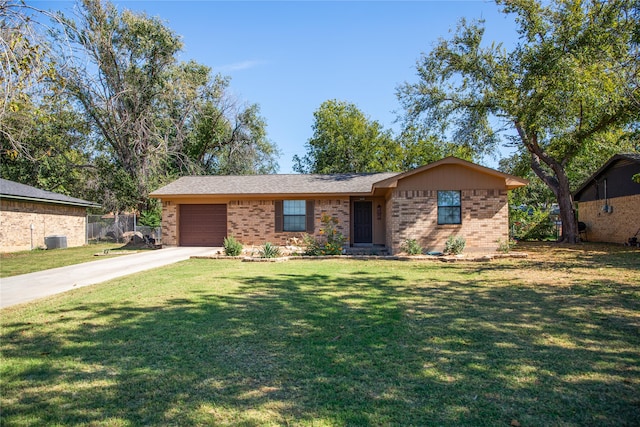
(1, 243), (639, 426)
(0, 243), (142, 278)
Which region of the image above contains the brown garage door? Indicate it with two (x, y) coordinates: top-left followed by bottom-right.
(179, 204), (227, 246)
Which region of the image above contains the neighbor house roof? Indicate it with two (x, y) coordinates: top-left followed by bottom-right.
(573, 153), (640, 200)
(150, 156), (529, 198)
(0, 179), (100, 208)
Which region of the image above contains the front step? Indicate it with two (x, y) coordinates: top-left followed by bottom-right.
(345, 246), (389, 256)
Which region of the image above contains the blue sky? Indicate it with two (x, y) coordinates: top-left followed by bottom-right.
(34, 1), (518, 172)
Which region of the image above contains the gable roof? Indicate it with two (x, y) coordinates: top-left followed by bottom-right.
(150, 156), (528, 198)
(573, 153), (640, 200)
(0, 179), (100, 208)
(372, 156), (529, 190)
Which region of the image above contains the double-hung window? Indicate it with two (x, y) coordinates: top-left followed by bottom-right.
(437, 191), (461, 224)
(283, 200), (306, 232)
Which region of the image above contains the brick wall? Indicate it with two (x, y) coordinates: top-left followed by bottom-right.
(387, 189), (509, 254)
(161, 202), (178, 246)
(161, 198), (351, 247)
(228, 198), (350, 246)
(578, 194), (640, 244)
(0, 200), (87, 252)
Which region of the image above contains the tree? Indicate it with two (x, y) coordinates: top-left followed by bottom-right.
(0, 95), (93, 196)
(184, 99), (279, 175)
(293, 99), (400, 173)
(0, 0), (61, 158)
(55, 0), (188, 211)
(55, 0), (279, 211)
(397, 0), (639, 243)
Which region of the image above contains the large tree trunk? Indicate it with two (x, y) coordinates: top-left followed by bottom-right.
(555, 176), (579, 243)
(529, 152), (579, 244)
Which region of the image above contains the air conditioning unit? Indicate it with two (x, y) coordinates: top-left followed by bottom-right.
(45, 235), (67, 249)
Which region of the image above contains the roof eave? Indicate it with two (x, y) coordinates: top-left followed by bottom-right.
(1, 194), (100, 208)
(150, 191), (375, 199)
(573, 153), (640, 199)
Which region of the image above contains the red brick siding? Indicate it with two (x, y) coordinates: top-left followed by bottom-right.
(161, 202), (178, 246)
(228, 198), (350, 246)
(387, 189), (509, 254)
(160, 198), (352, 247)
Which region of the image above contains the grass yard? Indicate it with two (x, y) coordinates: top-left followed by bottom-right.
(1, 243), (639, 426)
(0, 243), (144, 278)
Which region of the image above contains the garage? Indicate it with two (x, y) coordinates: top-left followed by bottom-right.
(179, 204), (227, 246)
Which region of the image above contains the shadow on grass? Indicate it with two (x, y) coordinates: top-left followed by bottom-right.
(1, 263), (639, 426)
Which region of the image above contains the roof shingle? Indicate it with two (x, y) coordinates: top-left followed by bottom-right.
(150, 173), (399, 196)
(0, 179), (100, 207)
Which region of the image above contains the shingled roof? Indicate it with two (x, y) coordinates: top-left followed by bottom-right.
(150, 172), (400, 197)
(573, 153), (640, 199)
(0, 179), (100, 208)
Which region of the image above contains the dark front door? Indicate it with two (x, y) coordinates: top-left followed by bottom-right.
(353, 201), (373, 244)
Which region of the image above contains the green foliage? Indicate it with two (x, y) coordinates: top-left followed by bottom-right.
(223, 236), (243, 257)
(259, 242), (281, 258)
(444, 236), (466, 255)
(51, 0), (279, 212)
(293, 99), (401, 173)
(510, 206), (557, 241)
(402, 239), (423, 255)
(303, 214), (347, 256)
(138, 204), (162, 228)
(398, 0), (640, 243)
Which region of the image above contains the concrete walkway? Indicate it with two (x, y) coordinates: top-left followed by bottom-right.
(0, 247), (218, 309)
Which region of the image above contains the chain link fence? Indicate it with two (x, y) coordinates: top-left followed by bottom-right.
(87, 214), (161, 245)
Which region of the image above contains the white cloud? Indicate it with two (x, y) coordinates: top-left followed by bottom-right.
(217, 60), (266, 73)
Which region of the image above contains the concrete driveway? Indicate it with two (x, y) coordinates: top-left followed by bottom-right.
(0, 246), (218, 309)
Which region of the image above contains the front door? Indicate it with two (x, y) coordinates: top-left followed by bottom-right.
(353, 201), (373, 244)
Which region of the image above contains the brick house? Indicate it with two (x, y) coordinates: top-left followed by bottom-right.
(150, 157), (528, 254)
(0, 179), (100, 252)
(574, 153), (640, 245)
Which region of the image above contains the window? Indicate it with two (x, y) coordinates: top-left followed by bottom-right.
(437, 191), (461, 224)
(283, 200), (307, 231)
(275, 200), (314, 233)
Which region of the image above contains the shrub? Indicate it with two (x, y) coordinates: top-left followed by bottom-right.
(510, 206), (557, 241)
(223, 236), (243, 256)
(444, 235), (466, 255)
(402, 239), (423, 255)
(259, 242), (281, 258)
(496, 238), (514, 254)
(303, 214), (346, 256)
(138, 206), (162, 228)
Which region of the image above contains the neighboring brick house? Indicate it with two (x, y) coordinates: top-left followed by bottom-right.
(150, 157), (528, 254)
(574, 153), (640, 245)
(0, 179), (100, 252)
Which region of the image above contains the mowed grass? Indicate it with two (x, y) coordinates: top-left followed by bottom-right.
(1, 244), (141, 278)
(1, 243), (639, 426)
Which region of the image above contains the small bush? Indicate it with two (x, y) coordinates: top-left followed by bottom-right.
(496, 238), (514, 254)
(223, 236), (243, 256)
(303, 214), (346, 256)
(259, 242), (281, 258)
(444, 236), (466, 255)
(402, 239), (423, 255)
